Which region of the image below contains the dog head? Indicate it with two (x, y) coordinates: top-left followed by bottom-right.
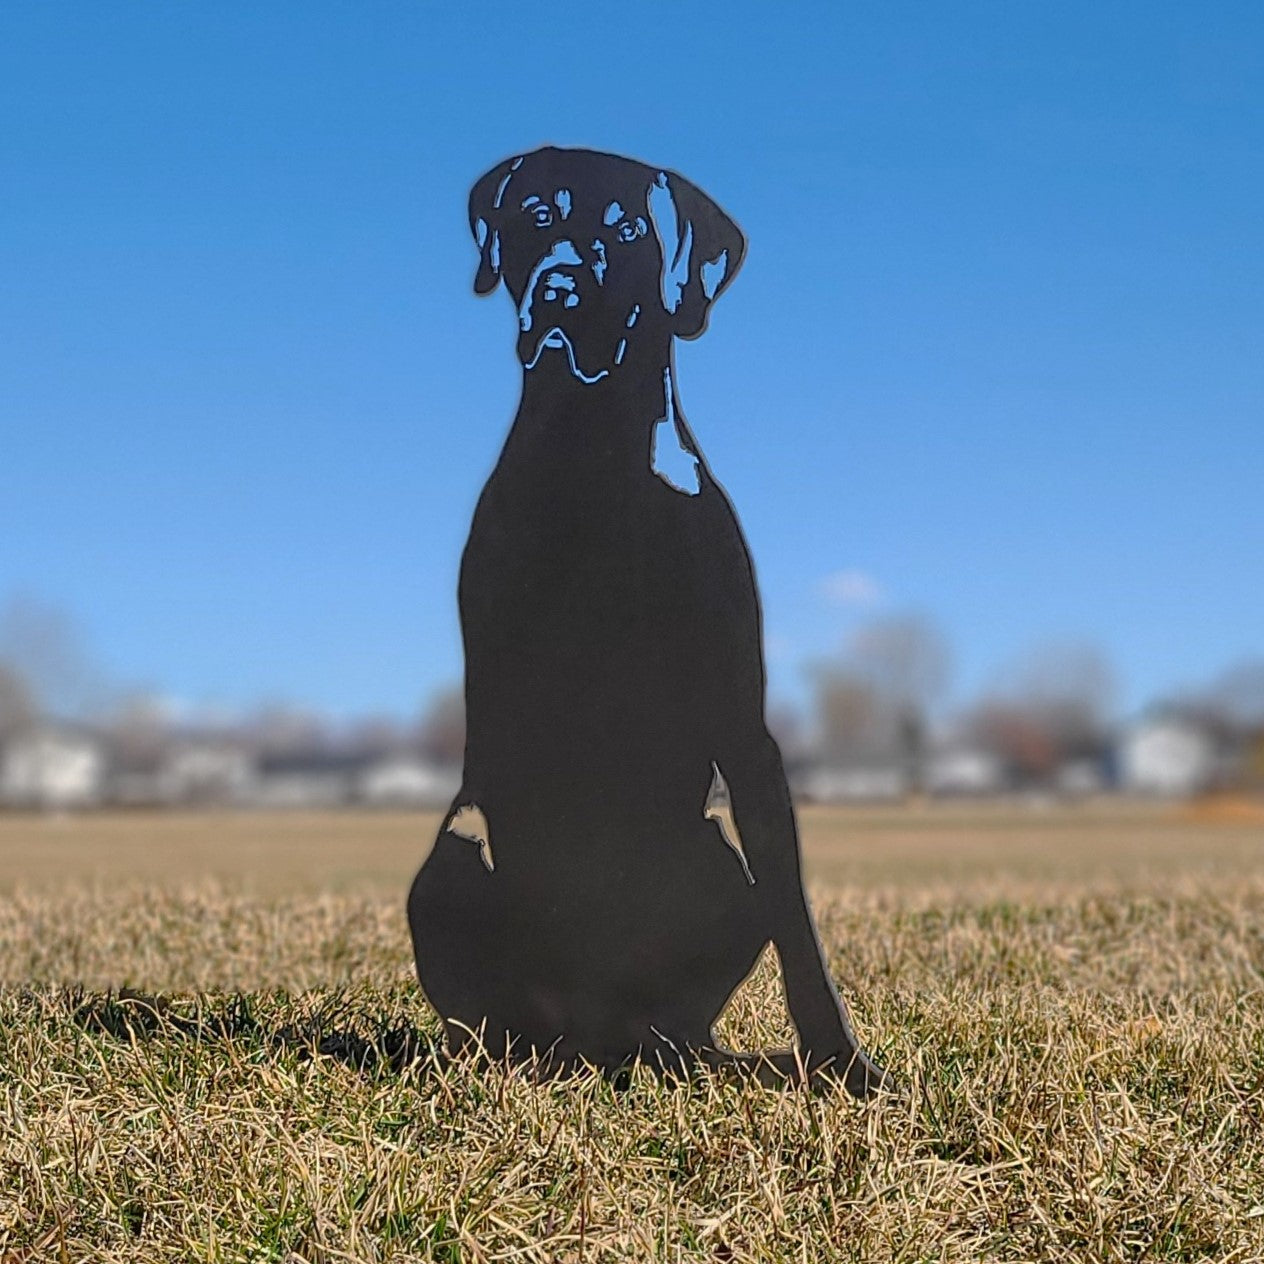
(468, 147), (746, 385)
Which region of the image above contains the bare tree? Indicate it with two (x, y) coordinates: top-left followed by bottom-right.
(241, 704), (331, 757)
(811, 669), (890, 765)
(766, 699), (808, 768)
(345, 716), (410, 759)
(0, 595), (106, 719)
(965, 643), (1116, 784)
(102, 692), (173, 772)
(1207, 659), (1264, 734)
(963, 702), (1059, 784)
(803, 614), (950, 784)
(416, 687), (465, 768)
(1009, 643), (1114, 761)
(821, 615), (951, 778)
(0, 663), (36, 741)
(847, 616), (952, 718)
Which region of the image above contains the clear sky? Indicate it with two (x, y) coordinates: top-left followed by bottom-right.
(2, 2), (1261, 723)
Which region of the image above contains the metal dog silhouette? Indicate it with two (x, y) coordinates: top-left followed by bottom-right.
(408, 146), (885, 1095)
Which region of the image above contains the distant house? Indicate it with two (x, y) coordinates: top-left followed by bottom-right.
(250, 751), (368, 808)
(359, 757), (460, 808)
(1245, 734), (1264, 792)
(105, 738), (170, 807)
(160, 743), (255, 805)
(1055, 758), (1106, 798)
(106, 750), (170, 806)
(1, 727), (104, 809)
(794, 763), (908, 804)
(924, 746), (1005, 797)
(1119, 716), (1217, 797)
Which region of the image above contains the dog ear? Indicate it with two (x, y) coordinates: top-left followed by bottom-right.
(646, 169), (747, 339)
(468, 155), (522, 296)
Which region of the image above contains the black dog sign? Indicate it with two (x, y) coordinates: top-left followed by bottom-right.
(408, 146), (885, 1096)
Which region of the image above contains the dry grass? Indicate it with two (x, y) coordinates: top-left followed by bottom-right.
(3, 803), (1264, 1261)
(3, 798), (1263, 895)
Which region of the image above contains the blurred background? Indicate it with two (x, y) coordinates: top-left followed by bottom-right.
(3, 2), (1261, 815)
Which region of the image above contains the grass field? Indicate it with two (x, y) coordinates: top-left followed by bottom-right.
(4, 802), (1264, 1261)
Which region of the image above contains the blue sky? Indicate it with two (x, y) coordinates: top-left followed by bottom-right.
(2, 2), (1261, 723)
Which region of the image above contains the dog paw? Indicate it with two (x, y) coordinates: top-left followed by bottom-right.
(817, 1048), (895, 1100)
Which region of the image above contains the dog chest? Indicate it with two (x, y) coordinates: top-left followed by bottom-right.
(462, 474), (724, 642)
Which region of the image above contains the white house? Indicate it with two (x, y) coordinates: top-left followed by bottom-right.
(160, 743), (256, 804)
(795, 764), (908, 803)
(359, 757), (460, 808)
(1056, 758), (1106, 798)
(248, 751), (386, 808)
(1119, 717), (1216, 797)
(925, 747), (1005, 797)
(1, 728), (105, 809)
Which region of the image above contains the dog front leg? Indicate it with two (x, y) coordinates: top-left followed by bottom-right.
(722, 733), (887, 1096)
(443, 669), (497, 871)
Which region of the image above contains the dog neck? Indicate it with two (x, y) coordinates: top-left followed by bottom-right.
(505, 346), (703, 494)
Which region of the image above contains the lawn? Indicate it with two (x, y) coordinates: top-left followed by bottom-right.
(3, 802), (1264, 1261)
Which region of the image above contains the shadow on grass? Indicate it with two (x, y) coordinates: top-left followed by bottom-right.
(58, 989), (895, 1099)
(65, 988), (441, 1077)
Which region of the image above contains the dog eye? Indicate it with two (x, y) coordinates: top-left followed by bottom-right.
(617, 219), (643, 243)
(531, 205), (554, 229)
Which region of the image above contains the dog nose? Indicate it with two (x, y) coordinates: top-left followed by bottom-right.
(540, 270), (581, 309)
